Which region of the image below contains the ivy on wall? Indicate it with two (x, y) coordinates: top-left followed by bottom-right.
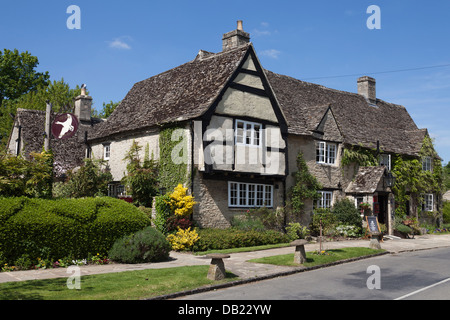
(341, 144), (378, 167)
(391, 135), (443, 219)
(339, 136), (443, 221)
(289, 151), (322, 216)
(158, 125), (189, 192)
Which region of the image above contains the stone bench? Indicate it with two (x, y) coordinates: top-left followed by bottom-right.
(205, 254), (230, 280)
(290, 239), (308, 265)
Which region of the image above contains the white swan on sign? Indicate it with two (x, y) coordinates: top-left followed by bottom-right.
(55, 114), (74, 138)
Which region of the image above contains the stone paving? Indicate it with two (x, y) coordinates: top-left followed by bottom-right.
(1, 234), (450, 284)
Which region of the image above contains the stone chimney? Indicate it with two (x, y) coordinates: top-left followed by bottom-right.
(74, 84), (92, 123)
(222, 20), (250, 51)
(357, 76), (376, 105)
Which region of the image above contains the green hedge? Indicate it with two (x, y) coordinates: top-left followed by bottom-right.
(192, 228), (289, 252)
(0, 197), (151, 263)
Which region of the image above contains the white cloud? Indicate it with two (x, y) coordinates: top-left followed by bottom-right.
(260, 49), (281, 59)
(108, 37), (132, 50)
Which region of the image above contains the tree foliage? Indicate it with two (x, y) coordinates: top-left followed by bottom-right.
(53, 158), (112, 198)
(0, 79), (83, 147)
(0, 150), (53, 198)
(0, 49), (50, 107)
(121, 140), (159, 207)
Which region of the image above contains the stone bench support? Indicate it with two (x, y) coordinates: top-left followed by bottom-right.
(205, 254), (230, 281)
(290, 239), (308, 265)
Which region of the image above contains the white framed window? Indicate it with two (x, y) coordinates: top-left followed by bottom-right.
(228, 181), (273, 208)
(103, 144), (111, 160)
(316, 141), (336, 165)
(235, 120), (262, 147)
(379, 154), (391, 171)
(423, 194), (433, 212)
(422, 156), (432, 172)
(315, 191), (333, 209)
(355, 196), (364, 209)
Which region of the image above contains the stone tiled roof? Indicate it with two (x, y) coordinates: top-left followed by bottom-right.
(345, 166), (387, 194)
(89, 44), (251, 141)
(85, 43), (429, 157)
(265, 71), (426, 156)
(13, 108), (99, 177)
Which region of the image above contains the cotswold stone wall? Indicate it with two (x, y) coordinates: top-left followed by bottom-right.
(192, 170), (285, 229)
(90, 129), (160, 181)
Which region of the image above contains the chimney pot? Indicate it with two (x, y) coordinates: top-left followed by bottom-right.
(237, 20), (243, 31)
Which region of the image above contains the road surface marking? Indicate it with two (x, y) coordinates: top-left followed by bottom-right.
(394, 278), (450, 300)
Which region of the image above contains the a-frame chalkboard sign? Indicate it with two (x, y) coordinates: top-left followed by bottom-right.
(366, 215), (381, 235)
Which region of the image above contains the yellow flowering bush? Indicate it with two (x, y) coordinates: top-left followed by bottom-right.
(169, 184), (196, 217)
(167, 227), (200, 251)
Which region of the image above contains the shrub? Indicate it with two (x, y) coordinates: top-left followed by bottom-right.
(0, 197), (151, 264)
(168, 184), (196, 217)
(193, 228), (289, 252)
(108, 226), (171, 263)
(166, 215), (193, 233)
(286, 222), (310, 241)
(443, 201), (450, 224)
(167, 227), (200, 251)
(331, 198), (363, 233)
(153, 194), (172, 235)
(309, 208), (338, 236)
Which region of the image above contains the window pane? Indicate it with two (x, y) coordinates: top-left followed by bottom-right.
(239, 183), (247, 206)
(229, 183), (237, 206)
(256, 185), (264, 206)
(245, 123), (252, 145)
(327, 144), (336, 164)
(236, 121), (244, 144)
(253, 125), (261, 146)
(248, 184), (255, 206)
(265, 185), (272, 207)
(316, 142), (325, 163)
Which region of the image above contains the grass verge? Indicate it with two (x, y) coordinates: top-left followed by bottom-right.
(0, 265), (237, 300)
(248, 247), (386, 267)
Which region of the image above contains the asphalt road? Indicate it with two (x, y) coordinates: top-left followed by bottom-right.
(179, 247), (450, 300)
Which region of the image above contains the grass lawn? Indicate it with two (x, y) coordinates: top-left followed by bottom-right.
(0, 265), (237, 300)
(248, 247), (386, 267)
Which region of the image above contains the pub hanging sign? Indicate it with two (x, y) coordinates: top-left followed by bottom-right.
(51, 113), (79, 139)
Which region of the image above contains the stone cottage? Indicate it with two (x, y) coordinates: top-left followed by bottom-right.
(8, 21), (441, 234)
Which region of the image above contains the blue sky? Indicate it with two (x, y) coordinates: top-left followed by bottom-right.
(1, 1), (450, 163)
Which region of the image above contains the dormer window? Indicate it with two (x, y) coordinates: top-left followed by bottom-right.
(316, 141), (336, 165)
(422, 156), (432, 172)
(235, 119), (262, 147)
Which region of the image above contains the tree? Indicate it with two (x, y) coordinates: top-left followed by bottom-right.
(122, 140), (159, 207)
(92, 100), (120, 118)
(53, 158), (112, 198)
(0, 79), (83, 147)
(0, 49), (50, 108)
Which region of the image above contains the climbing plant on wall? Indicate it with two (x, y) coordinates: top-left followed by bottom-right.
(158, 125), (189, 191)
(289, 151), (322, 217)
(341, 144), (379, 167)
(391, 135), (443, 219)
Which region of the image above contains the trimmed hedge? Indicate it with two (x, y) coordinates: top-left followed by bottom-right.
(192, 228), (290, 252)
(0, 197), (151, 263)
